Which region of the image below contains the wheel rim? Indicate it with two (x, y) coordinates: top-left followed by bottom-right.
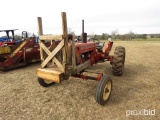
(103, 81), (111, 100)
(43, 79), (53, 84)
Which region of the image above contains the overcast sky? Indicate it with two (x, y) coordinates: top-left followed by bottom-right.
(0, 0), (160, 35)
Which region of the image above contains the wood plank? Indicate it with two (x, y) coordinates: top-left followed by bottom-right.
(41, 40), (64, 68)
(39, 40), (44, 61)
(39, 35), (63, 40)
(50, 41), (56, 65)
(53, 57), (64, 72)
(39, 40), (64, 71)
(49, 41), (55, 51)
(61, 12), (68, 74)
(76, 60), (90, 73)
(39, 40), (50, 55)
(37, 17), (44, 61)
(36, 67), (64, 83)
(37, 17), (43, 35)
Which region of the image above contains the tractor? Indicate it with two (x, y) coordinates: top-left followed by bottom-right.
(0, 29), (48, 70)
(36, 12), (125, 105)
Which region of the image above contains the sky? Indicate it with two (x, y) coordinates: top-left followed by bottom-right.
(0, 0), (160, 35)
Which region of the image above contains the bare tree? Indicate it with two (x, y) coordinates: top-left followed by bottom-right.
(68, 28), (75, 36)
(128, 31), (135, 40)
(111, 29), (119, 40)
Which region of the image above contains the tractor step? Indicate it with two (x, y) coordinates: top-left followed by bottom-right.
(36, 66), (64, 83)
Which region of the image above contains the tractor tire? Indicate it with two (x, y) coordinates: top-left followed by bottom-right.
(38, 78), (55, 87)
(96, 75), (112, 105)
(112, 46), (125, 76)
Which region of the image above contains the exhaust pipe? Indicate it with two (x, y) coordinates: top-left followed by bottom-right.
(82, 20), (87, 43)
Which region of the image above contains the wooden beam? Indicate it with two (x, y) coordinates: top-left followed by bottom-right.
(53, 57), (64, 72)
(39, 40), (50, 55)
(39, 35), (63, 40)
(39, 40), (64, 71)
(76, 60), (90, 73)
(49, 41), (55, 51)
(37, 17), (43, 35)
(37, 17), (44, 61)
(50, 41), (56, 65)
(39, 42), (44, 61)
(41, 40), (64, 68)
(36, 67), (64, 83)
(61, 12), (68, 74)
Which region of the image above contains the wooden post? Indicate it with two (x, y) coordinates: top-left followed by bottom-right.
(51, 41), (55, 65)
(37, 17), (43, 35)
(61, 12), (68, 75)
(37, 17), (44, 62)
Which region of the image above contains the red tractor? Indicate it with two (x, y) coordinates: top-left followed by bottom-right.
(36, 12), (126, 105)
(0, 29), (48, 70)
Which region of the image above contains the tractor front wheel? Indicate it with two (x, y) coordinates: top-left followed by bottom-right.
(96, 75), (112, 105)
(38, 78), (55, 87)
(112, 46), (125, 76)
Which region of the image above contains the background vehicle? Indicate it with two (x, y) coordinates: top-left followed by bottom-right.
(0, 29), (46, 70)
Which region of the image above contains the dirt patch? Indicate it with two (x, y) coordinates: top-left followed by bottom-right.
(0, 41), (160, 120)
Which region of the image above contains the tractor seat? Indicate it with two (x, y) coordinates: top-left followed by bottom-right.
(96, 42), (104, 52)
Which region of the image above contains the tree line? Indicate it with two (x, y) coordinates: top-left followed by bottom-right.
(91, 32), (160, 40)
(68, 28), (160, 40)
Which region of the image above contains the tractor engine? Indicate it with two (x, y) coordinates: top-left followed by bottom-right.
(74, 42), (97, 65)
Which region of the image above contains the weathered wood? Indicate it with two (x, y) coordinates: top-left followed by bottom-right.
(49, 41), (55, 51)
(37, 17), (43, 35)
(36, 67), (64, 83)
(61, 12), (68, 74)
(39, 45), (44, 61)
(53, 57), (64, 72)
(41, 40), (64, 68)
(39, 35), (63, 40)
(37, 17), (44, 61)
(39, 39), (64, 71)
(39, 40), (51, 55)
(50, 41), (56, 65)
(76, 60), (90, 73)
(36, 12), (70, 82)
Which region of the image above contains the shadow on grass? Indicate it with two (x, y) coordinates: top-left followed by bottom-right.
(107, 63), (149, 105)
(0, 62), (40, 73)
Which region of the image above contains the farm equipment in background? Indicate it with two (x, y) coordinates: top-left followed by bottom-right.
(0, 29), (46, 70)
(0, 29), (19, 47)
(36, 12), (126, 105)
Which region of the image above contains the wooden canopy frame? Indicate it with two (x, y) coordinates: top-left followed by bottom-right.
(36, 12), (76, 83)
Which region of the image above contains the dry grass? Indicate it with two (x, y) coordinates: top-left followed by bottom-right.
(0, 41), (160, 120)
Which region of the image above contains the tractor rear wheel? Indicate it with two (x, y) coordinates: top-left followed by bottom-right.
(96, 75), (112, 105)
(112, 46), (125, 76)
(38, 78), (55, 87)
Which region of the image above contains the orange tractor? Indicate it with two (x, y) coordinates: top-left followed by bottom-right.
(36, 12), (125, 105)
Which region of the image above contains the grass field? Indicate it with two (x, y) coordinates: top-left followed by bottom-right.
(0, 41), (160, 120)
